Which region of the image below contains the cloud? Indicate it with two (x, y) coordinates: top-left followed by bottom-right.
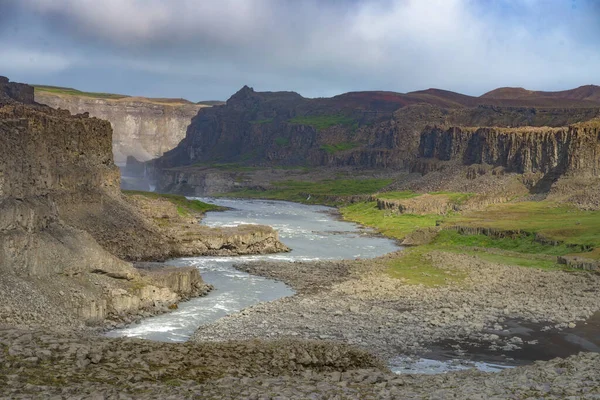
(0, 46), (75, 74)
(1, 0), (600, 99)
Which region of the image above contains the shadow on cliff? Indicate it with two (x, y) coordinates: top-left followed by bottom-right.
(529, 169), (565, 196)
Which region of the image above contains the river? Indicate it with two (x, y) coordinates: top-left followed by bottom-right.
(105, 197), (600, 374)
(106, 198), (399, 342)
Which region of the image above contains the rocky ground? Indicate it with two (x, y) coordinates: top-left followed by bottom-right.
(193, 251), (600, 363)
(1, 326), (598, 399)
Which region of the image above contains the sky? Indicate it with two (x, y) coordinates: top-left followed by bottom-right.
(0, 0), (599, 101)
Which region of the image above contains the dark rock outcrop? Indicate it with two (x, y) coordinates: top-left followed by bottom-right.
(0, 76), (35, 104)
(418, 121), (600, 177)
(150, 85), (600, 195)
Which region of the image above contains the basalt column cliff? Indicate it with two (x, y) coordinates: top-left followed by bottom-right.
(150, 85), (600, 196)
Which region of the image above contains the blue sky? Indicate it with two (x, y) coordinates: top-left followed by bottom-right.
(0, 0), (598, 101)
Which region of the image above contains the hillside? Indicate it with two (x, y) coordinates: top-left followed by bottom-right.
(150, 84), (600, 195)
(481, 85), (600, 104)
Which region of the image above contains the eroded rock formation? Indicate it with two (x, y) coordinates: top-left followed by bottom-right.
(150, 85), (600, 195)
(418, 121), (600, 177)
(0, 77), (286, 330)
(35, 90), (207, 164)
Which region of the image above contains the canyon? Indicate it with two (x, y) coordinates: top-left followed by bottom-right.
(34, 86), (214, 164)
(149, 84), (600, 199)
(0, 77), (286, 330)
(3, 76), (600, 398)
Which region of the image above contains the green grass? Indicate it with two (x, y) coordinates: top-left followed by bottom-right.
(340, 201), (441, 240)
(34, 85), (128, 100)
(341, 198), (600, 251)
(375, 191), (474, 204)
(275, 137), (290, 146)
(385, 248), (465, 286)
(320, 142), (359, 154)
(250, 118), (274, 125)
(220, 179), (393, 205)
(339, 200), (581, 272)
(432, 230), (574, 256)
(457, 250), (563, 270)
(430, 191), (475, 205)
(453, 201), (600, 249)
(375, 191), (420, 200)
(123, 190), (224, 215)
(192, 162), (261, 172)
(289, 115), (357, 131)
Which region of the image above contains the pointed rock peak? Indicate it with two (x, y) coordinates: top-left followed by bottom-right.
(227, 85), (256, 104)
(0, 76), (9, 84)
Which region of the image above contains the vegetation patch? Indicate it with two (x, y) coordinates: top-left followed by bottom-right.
(123, 190), (225, 215)
(250, 118), (274, 125)
(35, 85), (129, 100)
(340, 201), (441, 240)
(374, 191), (420, 201)
(340, 199), (584, 271)
(320, 142), (359, 154)
(429, 191), (475, 205)
(456, 250), (564, 270)
(219, 179), (393, 205)
(451, 201), (600, 249)
(275, 137), (290, 146)
(385, 248), (465, 286)
(432, 230), (574, 256)
(289, 115), (357, 131)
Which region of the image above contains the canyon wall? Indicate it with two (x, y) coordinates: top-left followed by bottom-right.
(0, 78), (168, 328)
(418, 122), (600, 177)
(0, 77), (285, 330)
(35, 90), (207, 164)
(150, 85), (600, 195)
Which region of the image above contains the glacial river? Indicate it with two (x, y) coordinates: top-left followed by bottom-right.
(107, 197), (512, 374)
(106, 198), (398, 341)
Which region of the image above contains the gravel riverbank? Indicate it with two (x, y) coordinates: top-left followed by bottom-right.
(1, 326), (599, 399)
(193, 251), (600, 364)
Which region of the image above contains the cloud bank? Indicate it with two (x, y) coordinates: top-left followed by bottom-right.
(0, 0), (598, 100)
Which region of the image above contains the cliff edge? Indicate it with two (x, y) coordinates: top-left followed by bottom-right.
(34, 86), (209, 164)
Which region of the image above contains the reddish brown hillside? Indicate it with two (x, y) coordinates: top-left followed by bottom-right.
(332, 85), (600, 111)
(482, 85), (600, 103)
(407, 88), (480, 107)
(331, 89), (476, 111)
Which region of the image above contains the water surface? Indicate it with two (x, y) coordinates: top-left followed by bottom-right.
(106, 198), (399, 342)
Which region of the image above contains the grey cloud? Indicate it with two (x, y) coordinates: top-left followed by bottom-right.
(1, 0), (599, 100)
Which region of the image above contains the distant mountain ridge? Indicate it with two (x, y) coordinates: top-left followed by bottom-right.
(151, 82), (600, 182)
(481, 85), (600, 103)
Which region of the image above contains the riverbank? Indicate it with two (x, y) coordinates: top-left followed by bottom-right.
(3, 326), (598, 399)
(193, 250), (600, 366)
(119, 191), (290, 259)
(106, 197), (399, 342)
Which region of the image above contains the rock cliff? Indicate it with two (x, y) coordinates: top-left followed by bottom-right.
(0, 77), (286, 330)
(150, 85), (600, 195)
(35, 88), (208, 164)
(418, 121), (600, 177)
